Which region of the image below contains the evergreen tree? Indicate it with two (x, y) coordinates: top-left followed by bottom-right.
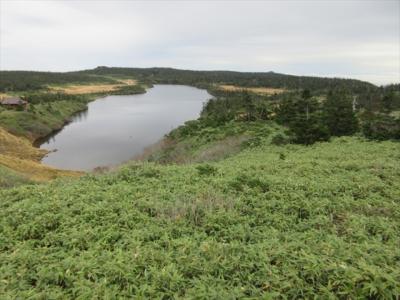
(277, 90), (330, 145)
(276, 93), (299, 124)
(242, 91), (256, 121)
(291, 91), (330, 144)
(382, 92), (395, 112)
(323, 90), (358, 136)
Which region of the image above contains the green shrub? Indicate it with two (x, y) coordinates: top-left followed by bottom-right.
(362, 113), (400, 140)
(271, 133), (290, 145)
(196, 164), (218, 176)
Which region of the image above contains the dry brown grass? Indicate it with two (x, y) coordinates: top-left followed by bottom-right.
(118, 79), (137, 85)
(0, 127), (47, 161)
(0, 154), (82, 182)
(0, 127), (82, 182)
(219, 85), (285, 95)
(0, 93), (11, 100)
(49, 79), (138, 95)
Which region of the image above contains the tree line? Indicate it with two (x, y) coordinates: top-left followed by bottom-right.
(0, 67), (376, 93)
(81, 66), (376, 93)
(200, 86), (400, 144)
(0, 71), (115, 92)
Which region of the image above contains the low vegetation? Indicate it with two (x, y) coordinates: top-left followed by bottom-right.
(218, 84), (285, 95)
(0, 127), (46, 160)
(0, 153), (81, 182)
(141, 120), (285, 164)
(50, 84), (126, 95)
(0, 165), (32, 188)
(0, 127), (81, 184)
(0, 71), (116, 92)
(48, 79), (141, 95)
(0, 95), (90, 140)
(1, 137), (399, 298)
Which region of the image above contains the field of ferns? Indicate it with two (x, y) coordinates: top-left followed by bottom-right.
(1, 135), (399, 298)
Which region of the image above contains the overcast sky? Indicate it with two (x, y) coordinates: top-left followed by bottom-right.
(0, 0), (399, 85)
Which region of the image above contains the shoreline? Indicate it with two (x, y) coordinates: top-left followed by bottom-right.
(35, 84), (211, 171)
(32, 88), (149, 159)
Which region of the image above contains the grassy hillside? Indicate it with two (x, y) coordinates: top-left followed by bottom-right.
(1, 137), (399, 298)
(140, 121), (286, 164)
(0, 97), (90, 140)
(0, 127), (46, 160)
(0, 127), (81, 184)
(0, 165), (32, 188)
(0, 71), (116, 92)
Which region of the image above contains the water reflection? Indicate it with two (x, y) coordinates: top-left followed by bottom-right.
(72, 108), (89, 123)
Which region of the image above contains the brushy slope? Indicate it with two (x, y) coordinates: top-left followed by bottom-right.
(141, 121), (287, 164)
(0, 154), (81, 183)
(0, 165), (32, 188)
(1, 137), (399, 298)
(0, 100), (89, 140)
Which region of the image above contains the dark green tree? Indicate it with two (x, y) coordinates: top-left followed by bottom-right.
(291, 91), (330, 144)
(242, 91), (256, 121)
(323, 90), (358, 136)
(361, 113), (400, 140)
(277, 90), (330, 145)
(382, 92), (395, 112)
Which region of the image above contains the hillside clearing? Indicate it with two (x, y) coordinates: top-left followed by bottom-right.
(219, 84), (286, 95)
(50, 84), (119, 94)
(49, 79), (138, 94)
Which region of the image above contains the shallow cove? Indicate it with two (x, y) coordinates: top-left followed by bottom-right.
(39, 85), (211, 170)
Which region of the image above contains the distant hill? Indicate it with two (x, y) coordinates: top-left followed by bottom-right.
(0, 67), (377, 93)
(80, 66), (377, 93)
(0, 71), (116, 92)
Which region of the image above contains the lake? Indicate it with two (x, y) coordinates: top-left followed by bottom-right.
(39, 85), (211, 170)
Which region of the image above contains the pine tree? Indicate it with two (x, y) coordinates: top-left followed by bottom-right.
(277, 90), (330, 145)
(323, 90), (358, 136)
(382, 92), (395, 112)
(291, 92), (330, 144)
(242, 91), (256, 121)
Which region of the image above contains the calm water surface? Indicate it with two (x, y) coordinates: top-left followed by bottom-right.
(39, 85), (211, 170)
